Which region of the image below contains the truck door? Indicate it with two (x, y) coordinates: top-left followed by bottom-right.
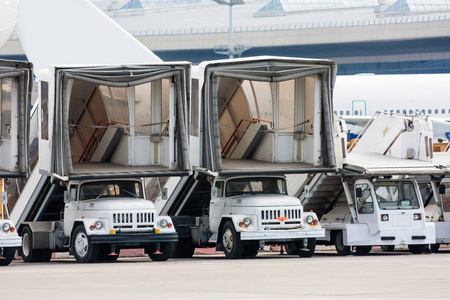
(209, 180), (225, 233)
(354, 180), (379, 236)
(63, 185), (78, 237)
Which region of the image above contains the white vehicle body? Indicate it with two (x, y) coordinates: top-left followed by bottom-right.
(20, 178), (177, 263)
(302, 113), (440, 255)
(318, 177), (435, 255)
(209, 175), (324, 243)
(170, 174), (324, 259)
(1, 196), (21, 266)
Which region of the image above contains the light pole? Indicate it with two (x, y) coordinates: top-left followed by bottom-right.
(213, 0), (246, 59)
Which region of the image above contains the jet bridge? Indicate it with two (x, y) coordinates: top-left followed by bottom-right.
(190, 56), (338, 176)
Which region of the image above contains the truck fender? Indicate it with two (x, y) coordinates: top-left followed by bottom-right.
(217, 214), (256, 234)
(71, 218), (110, 237)
(154, 216), (177, 233)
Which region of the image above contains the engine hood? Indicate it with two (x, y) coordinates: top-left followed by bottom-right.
(77, 198), (155, 211)
(225, 194), (301, 208)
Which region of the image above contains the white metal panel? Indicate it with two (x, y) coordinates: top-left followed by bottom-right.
(275, 134), (294, 162)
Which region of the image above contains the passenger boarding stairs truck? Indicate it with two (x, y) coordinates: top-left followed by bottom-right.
(301, 113), (441, 255)
(10, 62), (192, 262)
(0, 60), (33, 265)
(159, 56), (337, 258)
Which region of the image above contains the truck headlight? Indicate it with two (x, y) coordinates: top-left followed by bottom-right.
(306, 215), (314, 224)
(2, 222), (11, 232)
(159, 219), (168, 228)
(95, 221), (103, 229)
(243, 217), (252, 226)
(381, 214), (389, 221)
(413, 213), (422, 220)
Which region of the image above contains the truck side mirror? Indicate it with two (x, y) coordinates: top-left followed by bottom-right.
(161, 187), (168, 200)
(439, 184), (446, 195)
(355, 187), (363, 198)
(64, 191), (73, 204)
(211, 187), (218, 198)
(1, 191), (7, 205)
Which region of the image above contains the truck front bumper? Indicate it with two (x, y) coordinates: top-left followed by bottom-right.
(89, 232), (178, 245)
(240, 228), (325, 241)
(0, 236), (22, 248)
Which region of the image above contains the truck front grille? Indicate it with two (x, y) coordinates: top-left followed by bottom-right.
(261, 208), (301, 221)
(111, 211), (155, 232)
(260, 208), (302, 228)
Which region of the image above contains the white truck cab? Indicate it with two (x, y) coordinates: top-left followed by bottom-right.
(319, 177), (435, 255)
(172, 174), (324, 259)
(1, 193), (21, 266)
(20, 178), (177, 263)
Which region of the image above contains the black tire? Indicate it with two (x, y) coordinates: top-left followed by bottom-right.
(284, 242), (298, 255)
(381, 245), (395, 252)
(299, 238), (316, 258)
(429, 243), (440, 253)
(98, 246), (120, 261)
(21, 226), (43, 263)
(173, 238), (195, 258)
(334, 231), (351, 256)
(72, 225), (99, 263)
(221, 221), (243, 259)
(408, 244), (426, 255)
(147, 242), (175, 261)
(355, 246), (372, 255)
(0, 247), (15, 266)
(243, 241), (259, 257)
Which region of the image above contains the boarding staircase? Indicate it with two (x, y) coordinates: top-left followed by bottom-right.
(300, 174), (345, 218)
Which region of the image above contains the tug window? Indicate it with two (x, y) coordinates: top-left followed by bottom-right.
(355, 184), (373, 214)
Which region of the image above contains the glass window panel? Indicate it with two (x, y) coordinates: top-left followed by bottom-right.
(279, 80), (295, 133)
(252, 81), (273, 122)
(190, 79), (199, 137)
(110, 87), (129, 124)
(135, 83), (151, 136)
(161, 79), (170, 135)
(1, 79), (12, 140)
(241, 80), (258, 119)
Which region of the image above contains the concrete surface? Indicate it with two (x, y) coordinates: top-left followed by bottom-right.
(3, 248), (450, 300)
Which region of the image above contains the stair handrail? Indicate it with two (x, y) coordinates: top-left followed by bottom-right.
(77, 120), (129, 162)
(221, 118), (273, 156)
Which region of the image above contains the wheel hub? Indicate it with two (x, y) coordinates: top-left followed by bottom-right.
(75, 232), (88, 257)
(222, 229), (233, 252)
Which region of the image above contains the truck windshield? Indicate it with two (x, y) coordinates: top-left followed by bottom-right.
(225, 177), (287, 197)
(79, 181), (143, 200)
(374, 181), (420, 210)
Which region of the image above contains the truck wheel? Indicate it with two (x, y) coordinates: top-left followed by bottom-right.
(0, 247), (15, 266)
(284, 243), (298, 255)
(408, 244), (426, 254)
(334, 231), (351, 256)
(243, 241), (259, 257)
(355, 246), (372, 255)
(72, 225), (99, 263)
(221, 221), (243, 259)
(21, 226), (43, 262)
(381, 245), (395, 252)
(173, 238), (195, 258)
(147, 242), (175, 261)
(429, 243), (440, 253)
(299, 238), (316, 258)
